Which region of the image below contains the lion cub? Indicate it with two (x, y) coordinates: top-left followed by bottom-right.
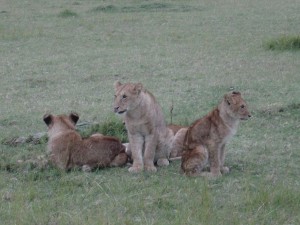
(43, 113), (128, 171)
(113, 81), (175, 173)
(179, 91), (251, 177)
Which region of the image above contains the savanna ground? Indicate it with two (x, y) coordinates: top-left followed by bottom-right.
(1, 0), (300, 224)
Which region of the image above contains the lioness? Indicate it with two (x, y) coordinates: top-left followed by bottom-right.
(43, 113), (128, 171)
(179, 91), (251, 177)
(113, 81), (175, 173)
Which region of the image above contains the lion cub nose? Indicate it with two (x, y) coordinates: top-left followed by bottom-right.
(114, 107), (119, 113)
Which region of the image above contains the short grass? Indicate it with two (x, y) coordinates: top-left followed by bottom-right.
(1, 0), (300, 224)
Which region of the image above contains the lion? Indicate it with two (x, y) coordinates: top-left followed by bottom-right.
(178, 91), (251, 177)
(167, 124), (186, 136)
(43, 112), (128, 171)
(113, 81), (176, 173)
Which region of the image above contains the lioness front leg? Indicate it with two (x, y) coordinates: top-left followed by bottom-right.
(144, 134), (157, 172)
(219, 144), (229, 174)
(128, 134), (144, 173)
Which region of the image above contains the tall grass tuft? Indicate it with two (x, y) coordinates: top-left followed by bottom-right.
(58, 9), (78, 18)
(265, 35), (300, 50)
(79, 119), (128, 143)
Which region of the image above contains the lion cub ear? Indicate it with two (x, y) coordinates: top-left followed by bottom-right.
(69, 112), (79, 124)
(134, 82), (143, 94)
(114, 81), (122, 91)
(224, 91), (241, 105)
(43, 114), (53, 126)
(232, 91), (241, 96)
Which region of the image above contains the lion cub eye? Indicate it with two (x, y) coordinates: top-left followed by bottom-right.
(241, 105), (245, 109)
(122, 94), (127, 99)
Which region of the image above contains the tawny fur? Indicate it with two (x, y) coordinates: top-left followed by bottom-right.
(178, 91), (251, 177)
(170, 127), (188, 158)
(43, 113), (128, 171)
(113, 81), (177, 173)
(167, 124), (187, 136)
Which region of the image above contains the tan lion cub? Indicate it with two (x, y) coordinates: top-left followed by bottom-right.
(43, 113), (128, 171)
(180, 91), (251, 177)
(113, 81), (175, 173)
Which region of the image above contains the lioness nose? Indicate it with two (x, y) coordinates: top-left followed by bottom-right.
(114, 107), (119, 113)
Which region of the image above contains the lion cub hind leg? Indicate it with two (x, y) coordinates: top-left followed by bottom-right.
(157, 158), (169, 167)
(109, 152), (128, 167)
(181, 145), (208, 176)
(171, 128), (188, 158)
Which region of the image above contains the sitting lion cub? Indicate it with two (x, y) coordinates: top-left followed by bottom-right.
(179, 91), (251, 177)
(43, 113), (128, 171)
(113, 81), (175, 173)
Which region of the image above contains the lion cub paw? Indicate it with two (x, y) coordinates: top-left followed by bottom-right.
(144, 165), (157, 172)
(128, 166), (143, 173)
(82, 165), (92, 172)
(221, 166), (230, 174)
(200, 171), (222, 178)
(157, 158), (169, 167)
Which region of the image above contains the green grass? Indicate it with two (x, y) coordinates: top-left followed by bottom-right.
(1, 0), (300, 224)
(79, 118), (128, 143)
(265, 35), (300, 50)
(58, 9), (78, 18)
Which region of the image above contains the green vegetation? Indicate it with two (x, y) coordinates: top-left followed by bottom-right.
(58, 9), (78, 18)
(79, 118), (128, 143)
(265, 35), (300, 50)
(1, 0), (300, 224)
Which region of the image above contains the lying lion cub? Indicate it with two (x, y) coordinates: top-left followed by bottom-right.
(114, 81), (175, 173)
(43, 113), (128, 171)
(179, 91), (251, 177)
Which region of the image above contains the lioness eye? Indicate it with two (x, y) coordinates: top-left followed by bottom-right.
(122, 94), (127, 99)
(241, 105), (245, 109)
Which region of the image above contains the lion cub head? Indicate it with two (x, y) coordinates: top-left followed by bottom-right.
(113, 81), (144, 115)
(43, 112), (79, 136)
(222, 91), (251, 120)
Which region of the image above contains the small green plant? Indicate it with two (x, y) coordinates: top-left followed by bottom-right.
(265, 35), (300, 50)
(79, 119), (128, 143)
(91, 5), (118, 13)
(58, 9), (78, 18)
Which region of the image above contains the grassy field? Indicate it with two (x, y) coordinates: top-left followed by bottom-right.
(1, 0), (300, 224)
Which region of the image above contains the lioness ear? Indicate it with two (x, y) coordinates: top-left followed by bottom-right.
(114, 81), (122, 91)
(43, 114), (53, 126)
(69, 112), (79, 124)
(134, 83), (143, 94)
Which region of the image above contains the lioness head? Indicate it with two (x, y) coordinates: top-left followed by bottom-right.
(113, 81), (143, 115)
(223, 91), (251, 120)
(43, 112), (79, 134)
